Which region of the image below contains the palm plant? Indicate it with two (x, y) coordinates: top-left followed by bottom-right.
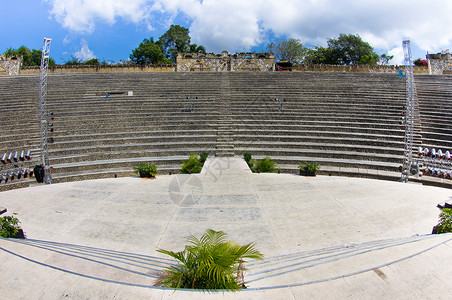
(180, 154), (203, 174)
(155, 229), (263, 290)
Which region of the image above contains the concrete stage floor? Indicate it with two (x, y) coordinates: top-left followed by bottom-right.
(0, 158), (451, 299)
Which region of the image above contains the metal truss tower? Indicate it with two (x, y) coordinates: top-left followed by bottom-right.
(401, 40), (416, 183)
(38, 38), (52, 184)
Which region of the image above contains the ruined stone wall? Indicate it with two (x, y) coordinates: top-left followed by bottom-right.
(19, 64), (176, 75)
(0, 55), (22, 76)
(176, 51), (275, 72)
(427, 53), (452, 74)
(292, 64), (428, 74)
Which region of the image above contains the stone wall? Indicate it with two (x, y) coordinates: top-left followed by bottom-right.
(19, 64), (176, 75)
(427, 53), (452, 75)
(292, 64), (428, 74)
(176, 51), (275, 72)
(0, 55), (21, 75)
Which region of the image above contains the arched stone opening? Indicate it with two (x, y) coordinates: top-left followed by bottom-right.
(189, 62), (211, 71)
(238, 62), (261, 72)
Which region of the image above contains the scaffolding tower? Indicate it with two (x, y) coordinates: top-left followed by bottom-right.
(38, 38), (52, 184)
(401, 40), (416, 182)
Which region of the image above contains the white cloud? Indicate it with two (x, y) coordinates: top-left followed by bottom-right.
(74, 39), (95, 61)
(47, 0), (452, 57)
(46, 0), (154, 33)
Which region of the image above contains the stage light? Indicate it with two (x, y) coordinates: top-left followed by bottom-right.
(16, 170), (21, 179)
(25, 150), (31, 160)
(19, 150), (25, 161)
(423, 148), (430, 156)
(438, 149), (444, 159)
(418, 146), (423, 156)
(1, 153), (6, 164)
(1, 174), (7, 183)
(13, 151), (19, 162)
(7, 152), (12, 163)
(23, 169), (28, 178)
(431, 148), (437, 158)
(29, 169), (34, 177)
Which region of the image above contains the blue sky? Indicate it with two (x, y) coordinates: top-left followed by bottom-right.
(2, 0), (452, 65)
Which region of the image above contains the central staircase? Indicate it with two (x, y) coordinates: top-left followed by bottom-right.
(216, 73), (235, 157)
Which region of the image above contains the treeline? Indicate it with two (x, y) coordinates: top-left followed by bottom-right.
(267, 34), (394, 66)
(3, 27), (427, 67)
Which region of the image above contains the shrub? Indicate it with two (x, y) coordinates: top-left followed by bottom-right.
(254, 157), (279, 173)
(199, 152), (209, 164)
(181, 154), (203, 174)
(299, 161), (320, 174)
(244, 153), (252, 166)
(155, 229), (263, 290)
(181, 153), (209, 174)
(0, 215), (23, 238)
(433, 208), (452, 234)
(133, 162), (158, 178)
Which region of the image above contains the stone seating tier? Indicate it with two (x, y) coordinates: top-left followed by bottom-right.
(1, 71), (451, 190)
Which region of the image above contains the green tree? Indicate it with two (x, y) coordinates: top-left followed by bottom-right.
(158, 25), (191, 61)
(155, 229), (263, 290)
(3, 46), (55, 66)
(326, 33), (378, 65)
(129, 37), (170, 65)
(189, 43), (206, 54)
(379, 54), (394, 65)
(305, 46), (338, 64)
(64, 56), (82, 65)
(266, 38), (309, 64)
(84, 58), (100, 65)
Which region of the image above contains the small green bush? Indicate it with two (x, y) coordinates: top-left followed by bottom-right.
(244, 153), (252, 166)
(199, 152), (209, 164)
(133, 162), (158, 178)
(155, 229), (263, 290)
(299, 161), (320, 174)
(247, 156), (279, 173)
(0, 215), (22, 238)
(181, 154), (203, 174)
(433, 208), (452, 234)
(181, 153), (209, 174)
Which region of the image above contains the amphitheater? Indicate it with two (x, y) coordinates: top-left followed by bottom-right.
(1, 69), (452, 298)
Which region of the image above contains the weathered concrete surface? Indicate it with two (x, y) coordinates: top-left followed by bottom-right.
(0, 157), (451, 299)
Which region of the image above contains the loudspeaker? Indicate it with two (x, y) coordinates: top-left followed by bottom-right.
(34, 165), (45, 183)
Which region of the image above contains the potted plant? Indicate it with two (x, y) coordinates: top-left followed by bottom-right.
(155, 229), (263, 290)
(0, 215), (25, 239)
(299, 161), (320, 176)
(133, 162), (158, 178)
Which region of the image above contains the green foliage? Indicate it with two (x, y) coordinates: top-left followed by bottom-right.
(133, 162), (158, 178)
(181, 154), (203, 174)
(305, 34), (378, 65)
(3, 46), (55, 66)
(433, 208), (452, 234)
(199, 152), (209, 164)
(155, 229), (263, 290)
(243, 153), (252, 166)
(379, 54), (394, 65)
(248, 156), (279, 173)
(130, 37), (171, 65)
(189, 44), (207, 54)
(64, 56), (82, 65)
(159, 25), (191, 62)
(84, 58), (100, 65)
(0, 215), (22, 238)
(299, 161), (320, 174)
(266, 38), (309, 64)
